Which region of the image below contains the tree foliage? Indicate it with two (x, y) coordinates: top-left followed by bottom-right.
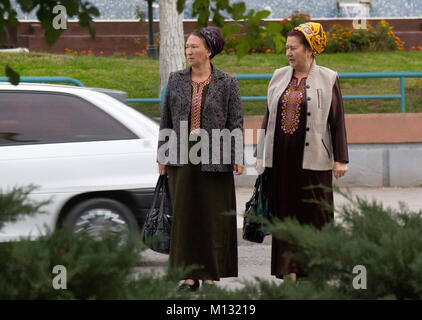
(2, 0), (288, 83)
(1, 0), (99, 84)
(2, 0), (99, 45)
(177, 0), (286, 58)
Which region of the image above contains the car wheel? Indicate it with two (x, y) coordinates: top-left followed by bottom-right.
(63, 198), (139, 237)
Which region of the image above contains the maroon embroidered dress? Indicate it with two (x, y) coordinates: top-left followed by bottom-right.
(267, 76), (348, 278)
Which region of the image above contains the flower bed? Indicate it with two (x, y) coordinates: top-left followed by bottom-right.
(325, 19), (406, 53)
(222, 12), (408, 55)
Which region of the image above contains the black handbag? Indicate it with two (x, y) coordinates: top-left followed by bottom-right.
(141, 174), (172, 254)
(242, 172), (271, 243)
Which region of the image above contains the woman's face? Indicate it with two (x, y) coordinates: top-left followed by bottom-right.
(185, 35), (211, 67)
(285, 36), (313, 70)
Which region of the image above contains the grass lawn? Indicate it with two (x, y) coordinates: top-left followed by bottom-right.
(0, 51), (421, 118)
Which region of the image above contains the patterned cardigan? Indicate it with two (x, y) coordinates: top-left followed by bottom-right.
(157, 64), (244, 172)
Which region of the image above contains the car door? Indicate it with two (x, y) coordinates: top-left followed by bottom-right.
(0, 89), (158, 239)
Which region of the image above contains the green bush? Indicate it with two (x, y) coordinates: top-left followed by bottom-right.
(196, 186), (422, 300)
(2, 186), (422, 299)
(278, 11), (312, 39)
(0, 187), (185, 300)
(0, 186), (48, 230)
(259, 186), (422, 299)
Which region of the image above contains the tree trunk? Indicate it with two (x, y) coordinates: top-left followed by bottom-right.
(158, 0), (185, 96)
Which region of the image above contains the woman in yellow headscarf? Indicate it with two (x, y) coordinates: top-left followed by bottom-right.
(255, 22), (349, 282)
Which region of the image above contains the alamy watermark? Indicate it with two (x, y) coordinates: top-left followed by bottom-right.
(352, 16), (368, 30)
(352, 265), (367, 290)
(51, 263), (367, 291)
(157, 122), (266, 174)
(52, 5), (68, 30)
(52, 265), (67, 290)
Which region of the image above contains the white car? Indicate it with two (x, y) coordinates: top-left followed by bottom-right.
(0, 83), (160, 241)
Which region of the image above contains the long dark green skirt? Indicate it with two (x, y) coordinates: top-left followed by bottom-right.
(167, 162), (238, 281)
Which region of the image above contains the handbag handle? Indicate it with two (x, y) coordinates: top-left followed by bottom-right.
(151, 175), (165, 210)
(152, 174), (172, 217)
(163, 175), (172, 215)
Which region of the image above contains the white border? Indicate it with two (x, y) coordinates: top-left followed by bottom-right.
(17, 17), (422, 23)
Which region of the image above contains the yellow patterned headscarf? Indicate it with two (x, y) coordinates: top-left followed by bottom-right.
(294, 22), (327, 56)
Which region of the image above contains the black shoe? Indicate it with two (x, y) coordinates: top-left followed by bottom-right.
(177, 280), (200, 292)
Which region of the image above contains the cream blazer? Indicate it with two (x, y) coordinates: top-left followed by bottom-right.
(257, 59), (338, 170)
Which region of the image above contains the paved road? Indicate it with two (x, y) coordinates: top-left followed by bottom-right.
(137, 187), (422, 291)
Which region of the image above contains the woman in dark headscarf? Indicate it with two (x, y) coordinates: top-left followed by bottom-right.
(157, 26), (244, 291)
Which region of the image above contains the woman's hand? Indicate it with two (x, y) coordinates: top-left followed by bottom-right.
(254, 159), (265, 175)
(158, 163), (167, 175)
(234, 164), (244, 175)
(333, 162), (348, 179)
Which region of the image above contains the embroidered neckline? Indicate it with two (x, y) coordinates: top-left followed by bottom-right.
(280, 76), (307, 134)
(291, 76), (307, 90)
(192, 74), (212, 85)
(190, 75), (211, 134)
